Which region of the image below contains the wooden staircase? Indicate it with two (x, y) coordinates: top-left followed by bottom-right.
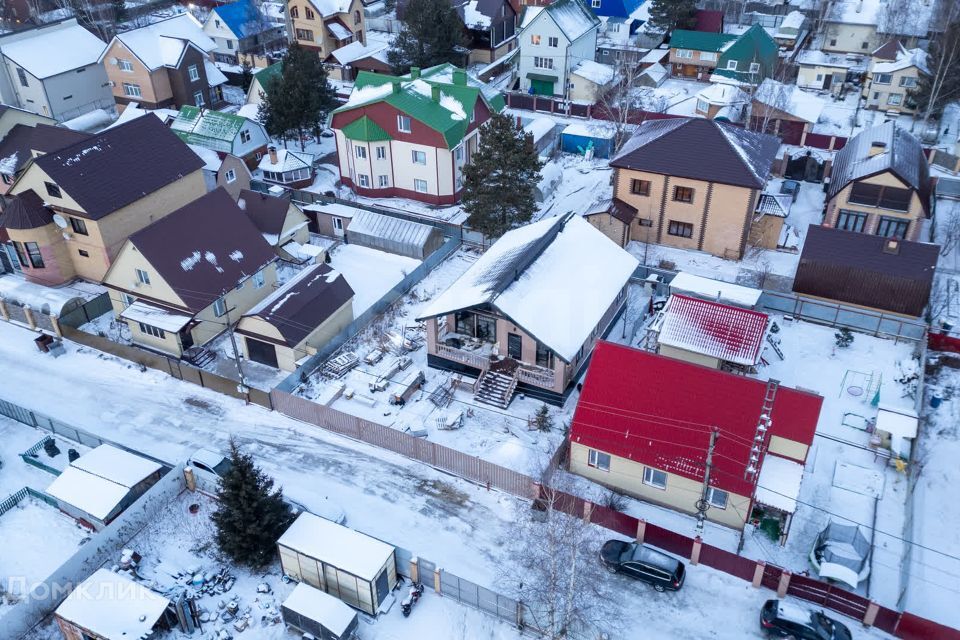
(474, 369), (519, 409)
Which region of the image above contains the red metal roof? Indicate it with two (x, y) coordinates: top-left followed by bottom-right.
(570, 342), (822, 498)
(657, 294), (768, 366)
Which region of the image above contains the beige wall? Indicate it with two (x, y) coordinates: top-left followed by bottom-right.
(797, 64), (846, 92)
(0, 109), (55, 139)
(822, 22), (878, 54)
(768, 435), (809, 461)
(863, 62), (923, 113)
(569, 75), (604, 103)
(656, 343), (722, 369)
(669, 48), (719, 70)
(239, 297), (353, 371)
(569, 441), (752, 529)
(825, 171), (925, 241)
(102, 40), (170, 106)
(585, 213), (629, 247)
(289, 0), (365, 57)
(190, 261), (278, 347)
(217, 155), (252, 199)
(337, 130), (460, 198)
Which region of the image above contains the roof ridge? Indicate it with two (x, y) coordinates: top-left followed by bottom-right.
(488, 214), (571, 301)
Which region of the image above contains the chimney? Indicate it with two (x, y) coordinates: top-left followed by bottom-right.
(882, 238), (901, 255)
(268, 145), (278, 164)
(868, 140), (887, 156)
(453, 69), (467, 86)
(410, 67), (421, 80)
(392, 81), (401, 94)
(431, 85), (441, 101)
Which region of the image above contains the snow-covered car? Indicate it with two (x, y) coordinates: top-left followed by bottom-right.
(188, 448), (233, 479)
(760, 599), (852, 639)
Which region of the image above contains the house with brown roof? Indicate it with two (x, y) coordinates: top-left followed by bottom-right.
(102, 188), (279, 357)
(0, 122), (90, 194)
(0, 104), (56, 140)
(236, 262), (354, 370)
(1, 115), (207, 286)
(609, 117), (781, 260)
(236, 189), (311, 260)
(861, 40), (929, 115)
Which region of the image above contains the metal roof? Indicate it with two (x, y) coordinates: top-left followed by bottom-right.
(656, 294), (768, 366)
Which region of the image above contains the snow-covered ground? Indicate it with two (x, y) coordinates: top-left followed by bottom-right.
(0, 275), (106, 315)
(328, 244), (420, 317)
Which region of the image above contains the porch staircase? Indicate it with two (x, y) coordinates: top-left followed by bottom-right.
(474, 369), (519, 409)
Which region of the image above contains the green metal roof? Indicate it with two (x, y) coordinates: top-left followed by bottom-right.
(526, 72), (559, 82)
(340, 115), (392, 142)
(254, 62), (282, 90)
(713, 24), (778, 84)
(670, 29), (736, 52)
(170, 105), (248, 153)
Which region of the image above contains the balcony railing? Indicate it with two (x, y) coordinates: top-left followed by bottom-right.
(436, 343), (490, 370)
(517, 364), (556, 389)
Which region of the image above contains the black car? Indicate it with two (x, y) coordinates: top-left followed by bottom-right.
(599, 540), (685, 592)
(760, 599), (852, 640)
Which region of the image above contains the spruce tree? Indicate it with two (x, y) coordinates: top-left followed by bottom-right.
(461, 112), (544, 240)
(388, 0), (466, 73)
(258, 44), (337, 149)
(645, 0), (698, 35)
(211, 439), (295, 568)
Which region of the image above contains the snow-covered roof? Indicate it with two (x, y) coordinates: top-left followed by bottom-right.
(121, 300), (195, 332)
(571, 60), (616, 86)
(520, 5), (545, 29)
(259, 148), (314, 172)
(775, 10), (805, 34)
(562, 120), (615, 139)
(282, 583), (356, 636)
(639, 48), (669, 64)
(640, 62), (667, 83)
(417, 215), (638, 362)
(330, 38), (389, 65)
(656, 294), (768, 366)
(205, 59), (229, 86)
(754, 79), (824, 124)
(327, 20), (352, 41)
(45, 466), (130, 521)
(754, 454), (804, 513)
(827, 121), (929, 203)
(278, 512), (394, 581)
(795, 49), (859, 69)
(347, 209), (436, 248)
(825, 0), (880, 26)
(463, 0), (492, 28)
(187, 143), (223, 172)
(875, 406), (918, 439)
(0, 22), (106, 79)
(872, 45), (929, 75)
(524, 0), (600, 42)
(523, 117), (556, 143)
(109, 14), (215, 71)
(56, 569), (170, 640)
(303, 202), (359, 218)
(669, 272), (762, 307)
(71, 444), (161, 488)
(308, 0), (352, 17)
(697, 82), (748, 106)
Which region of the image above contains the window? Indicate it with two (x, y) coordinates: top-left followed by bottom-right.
(69, 217), (88, 235)
(876, 216), (909, 239)
(227, 40), (234, 50)
(534, 56), (554, 69)
(24, 242), (44, 268)
(16, 67), (28, 87)
(815, 73), (824, 82)
(587, 449), (611, 471)
(548, 36), (559, 47)
(240, 130), (251, 143)
(397, 115), (411, 133)
(874, 73), (892, 85)
(873, 91), (880, 100)
(829, 38), (837, 46)
(643, 467), (667, 489)
(531, 34), (541, 45)
(706, 487), (728, 509)
(62, 95), (73, 101)
(215, 19), (220, 27)
(900, 76), (917, 88)
(591, 0), (600, 6)
(849, 183), (911, 211)
(672, 186), (693, 203)
(305, 7), (315, 19)
(290, 6), (299, 17)
(122, 82), (142, 98)
(676, 49), (693, 59)
(121, 293), (135, 307)
(332, 217), (345, 233)
(414, 178), (428, 193)
(136, 268), (150, 285)
(700, 51), (716, 62)
(213, 297), (227, 317)
(861, 41), (869, 49)
(1, 173), (12, 185)
(355, 145), (367, 159)
(44, 181), (61, 198)
(224, 168), (237, 184)
(376, 145), (386, 159)
(668, 220), (694, 238)
(194, 90), (205, 107)
(601, 49), (609, 56)
(295, 28), (314, 41)
(836, 209), (867, 232)
(358, 174), (370, 187)
(378, 174), (389, 187)
(188, 64), (200, 82)
(78, 249), (89, 257)
(726, 60), (738, 70)
(411, 150), (426, 164)
(887, 93), (902, 106)
(253, 270), (265, 288)
(354, 10), (361, 24)
(118, 59), (134, 72)
(455, 146), (463, 161)
(138, 322), (166, 339)
(749, 62), (760, 73)
(696, 98), (709, 113)
(535, 340), (553, 368)
(630, 179), (650, 196)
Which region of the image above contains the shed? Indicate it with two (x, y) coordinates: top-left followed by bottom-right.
(277, 512), (398, 615)
(302, 202), (360, 237)
(668, 272), (762, 308)
(560, 122), (615, 159)
(523, 116), (559, 155)
(55, 568), (171, 640)
(345, 210), (444, 259)
(282, 582), (359, 640)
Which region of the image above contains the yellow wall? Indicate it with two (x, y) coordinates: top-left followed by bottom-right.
(289, 0), (365, 58)
(102, 39), (170, 105)
(656, 343), (722, 369)
(822, 22), (878, 54)
(768, 435), (809, 461)
(585, 213), (629, 247)
(190, 262), (279, 346)
(238, 298), (353, 371)
(797, 64), (846, 92)
(825, 171), (925, 241)
(863, 61), (923, 114)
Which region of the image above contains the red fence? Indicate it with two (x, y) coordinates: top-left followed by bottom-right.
(929, 330), (960, 354)
(786, 574), (870, 620)
(697, 543), (757, 582)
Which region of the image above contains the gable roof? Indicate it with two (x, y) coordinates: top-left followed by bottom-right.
(242, 262), (354, 346)
(569, 342), (822, 498)
(871, 43), (929, 75)
(171, 105), (260, 152)
(0, 123), (90, 177)
(0, 21), (106, 79)
(712, 24), (778, 83)
(126, 188), (276, 313)
(872, 38), (901, 60)
(417, 215), (638, 362)
(611, 117), (779, 189)
(656, 294), (768, 366)
(33, 114), (204, 220)
(827, 121), (930, 212)
(259, 148), (314, 172)
(340, 115), (392, 141)
(588, 0), (644, 19)
(107, 13), (215, 70)
(525, 0), (600, 41)
(753, 79), (825, 124)
(304, 0), (353, 18)
(56, 569), (170, 640)
(0, 189), (53, 229)
(211, 0), (271, 38)
(237, 188), (290, 236)
(669, 29), (736, 52)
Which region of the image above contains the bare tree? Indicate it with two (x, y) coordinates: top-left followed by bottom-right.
(916, 4), (960, 130)
(934, 198), (960, 257)
(595, 60), (645, 153)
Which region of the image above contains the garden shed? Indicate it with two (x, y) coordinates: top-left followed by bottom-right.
(560, 122), (615, 159)
(277, 512), (398, 615)
(281, 582), (359, 640)
(345, 210), (444, 260)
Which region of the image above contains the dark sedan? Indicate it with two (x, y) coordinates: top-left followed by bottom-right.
(599, 540), (685, 592)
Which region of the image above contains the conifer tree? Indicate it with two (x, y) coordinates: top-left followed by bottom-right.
(461, 112), (544, 239)
(212, 439), (295, 567)
(388, 0), (466, 72)
(258, 44), (336, 149)
(645, 0), (698, 35)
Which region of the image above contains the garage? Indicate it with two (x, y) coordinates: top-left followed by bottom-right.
(245, 337), (279, 368)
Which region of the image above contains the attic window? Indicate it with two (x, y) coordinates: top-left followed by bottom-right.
(44, 181), (61, 198)
(883, 238), (901, 255)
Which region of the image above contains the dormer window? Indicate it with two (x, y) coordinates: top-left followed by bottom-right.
(44, 181), (61, 198)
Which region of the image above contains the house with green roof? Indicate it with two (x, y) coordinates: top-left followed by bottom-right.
(713, 25), (778, 86)
(171, 105), (270, 169)
(668, 29), (736, 81)
(244, 61), (281, 107)
(330, 63), (506, 205)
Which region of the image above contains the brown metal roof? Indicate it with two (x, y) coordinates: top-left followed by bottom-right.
(237, 188), (289, 237)
(0, 123), (91, 177)
(0, 190), (53, 229)
(792, 224), (938, 317)
(34, 115), (204, 221)
(128, 188), (277, 314)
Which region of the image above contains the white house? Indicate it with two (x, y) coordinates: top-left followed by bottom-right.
(0, 19), (114, 122)
(202, 0), (287, 65)
(517, 0), (601, 98)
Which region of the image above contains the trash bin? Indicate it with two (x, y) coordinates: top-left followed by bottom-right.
(34, 334), (53, 353)
(930, 393), (943, 408)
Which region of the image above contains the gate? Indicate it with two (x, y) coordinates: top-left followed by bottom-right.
(439, 570), (519, 626)
(418, 558), (437, 589)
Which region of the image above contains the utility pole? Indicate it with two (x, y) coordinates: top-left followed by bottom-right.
(224, 305), (250, 405)
(695, 427), (720, 533)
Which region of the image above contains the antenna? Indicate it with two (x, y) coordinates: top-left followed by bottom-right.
(52, 213), (68, 229)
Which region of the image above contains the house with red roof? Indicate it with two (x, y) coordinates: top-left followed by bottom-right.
(569, 342), (822, 532)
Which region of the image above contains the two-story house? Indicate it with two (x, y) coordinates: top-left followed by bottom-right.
(417, 213), (638, 406)
(824, 121), (930, 242)
(822, 0), (935, 56)
(171, 105), (270, 169)
(711, 24), (778, 86)
(102, 188), (278, 357)
(795, 49), (861, 95)
(287, 0), (366, 60)
(0, 19), (114, 122)
(517, 0), (601, 97)
(0, 122), (89, 194)
(99, 14), (229, 110)
(454, 0), (520, 65)
(203, 0), (288, 66)
(668, 29), (735, 81)
(610, 117), (780, 260)
(0, 115), (206, 286)
(861, 40), (929, 115)
(331, 64), (505, 204)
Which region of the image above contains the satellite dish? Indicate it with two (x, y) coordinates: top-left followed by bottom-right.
(52, 214), (68, 228)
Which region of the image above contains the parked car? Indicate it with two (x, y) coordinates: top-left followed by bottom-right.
(188, 448), (233, 478)
(599, 540), (685, 592)
(760, 599), (852, 640)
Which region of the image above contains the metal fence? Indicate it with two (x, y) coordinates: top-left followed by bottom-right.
(20, 436), (62, 475)
(59, 292), (113, 328)
(440, 569), (521, 628)
(0, 487), (29, 518)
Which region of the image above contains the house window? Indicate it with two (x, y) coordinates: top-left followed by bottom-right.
(829, 38), (837, 46)
(376, 145), (386, 159)
(587, 449), (611, 471)
(227, 40), (234, 50)
(213, 297), (227, 317)
(849, 183), (910, 211)
(643, 467), (667, 489)
(672, 186), (694, 203)
(534, 56), (554, 69)
(378, 174), (389, 187)
(630, 179), (650, 196)
(676, 49), (693, 59)
(122, 82), (142, 97)
(290, 6), (299, 17)
(69, 217), (88, 235)
(668, 221), (694, 238)
(815, 73), (824, 82)
(900, 76), (917, 88)
(295, 28), (314, 41)
(356, 145), (367, 159)
(726, 60), (738, 70)
(874, 73), (892, 85)
(78, 249), (89, 257)
(21, 242), (43, 268)
(121, 293), (135, 307)
(118, 59), (134, 72)
(861, 41), (869, 49)
(240, 130), (251, 143)
(305, 7), (315, 19)
(16, 67), (28, 87)
(215, 19), (220, 27)
(591, 0), (601, 6)
(414, 178), (428, 193)
(397, 115), (412, 133)
(44, 181), (61, 198)
(887, 93), (903, 106)
(138, 322), (166, 339)
(194, 90), (205, 107)
(354, 10), (361, 24)
(548, 36), (559, 47)
(225, 168), (237, 183)
(749, 62), (760, 73)
(455, 146), (463, 161)
(531, 34), (541, 45)
(411, 150), (426, 164)
(358, 174), (370, 187)
(535, 341), (553, 368)
(836, 209), (867, 232)
(601, 49), (609, 56)
(188, 64), (200, 82)
(1, 173), (12, 185)
(696, 98), (709, 112)
(876, 216), (909, 239)
(136, 268), (150, 285)
(253, 270), (265, 288)
(706, 487), (728, 509)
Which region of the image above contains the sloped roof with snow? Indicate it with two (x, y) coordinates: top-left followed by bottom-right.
(754, 454), (804, 513)
(417, 215), (637, 362)
(171, 105), (260, 152)
(259, 148), (314, 172)
(527, 0), (600, 42)
(71, 444), (161, 488)
(656, 294), (768, 365)
(571, 60), (616, 85)
(306, 0), (352, 17)
(278, 512), (395, 581)
(330, 38), (389, 65)
(46, 466), (130, 522)
(825, 0), (880, 26)
(347, 209), (437, 248)
(212, 0), (273, 39)
(0, 22), (106, 79)
(754, 78), (824, 123)
(56, 569), (170, 640)
(872, 44), (929, 75)
(697, 82), (748, 106)
(108, 14), (215, 70)
(669, 272), (762, 307)
(282, 583), (356, 637)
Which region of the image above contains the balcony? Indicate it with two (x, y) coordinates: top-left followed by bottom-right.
(433, 343), (558, 390)
(517, 364), (557, 389)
